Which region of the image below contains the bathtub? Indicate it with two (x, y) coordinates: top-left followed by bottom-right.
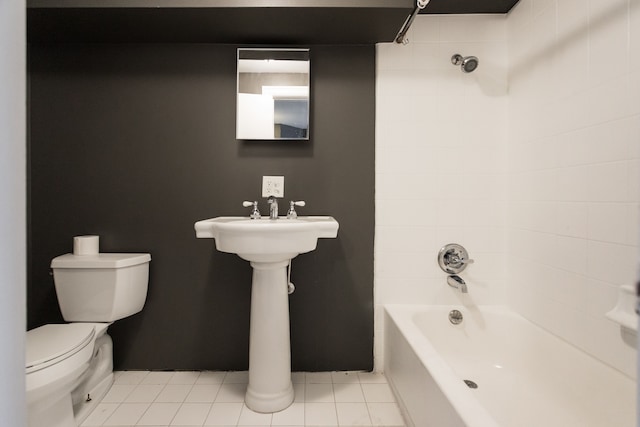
(384, 305), (635, 427)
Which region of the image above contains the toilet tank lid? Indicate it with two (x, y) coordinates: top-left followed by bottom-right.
(51, 253), (151, 269)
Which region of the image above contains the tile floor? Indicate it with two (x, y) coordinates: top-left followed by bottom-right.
(81, 371), (406, 427)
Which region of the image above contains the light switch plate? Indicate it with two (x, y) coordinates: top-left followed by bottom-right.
(262, 176), (285, 198)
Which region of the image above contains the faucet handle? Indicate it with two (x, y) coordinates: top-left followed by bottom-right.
(243, 201), (261, 219)
(438, 243), (473, 274)
(452, 255), (474, 265)
(287, 200), (305, 219)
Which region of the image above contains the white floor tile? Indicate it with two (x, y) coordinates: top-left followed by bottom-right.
(223, 371), (249, 384)
(142, 371), (175, 385)
(305, 372), (333, 384)
(114, 371), (149, 385)
(137, 402), (181, 425)
(124, 384), (164, 403)
(88, 371), (403, 427)
(304, 402), (338, 426)
(367, 402), (404, 426)
(215, 383), (246, 402)
(103, 403), (149, 425)
(271, 402), (304, 426)
(169, 372), (201, 385)
(336, 402), (372, 426)
(305, 383), (334, 403)
(101, 384), (136, 403)
(185, 384), (221, 403)
(171, 402), (212, 425)
(291, 372), (306, 383)
(361, 384), (395, 403)
(333, 383), (365, 403)
(81, 403), (118, 426)
(293, 382), (305, 403)
(357, 373), (387, 384)
(196, 371), (227, 385)
(156, 384), (193, 403)
(237, 404), (272, 426)
(204, 402), (243, 425)
(331, 371), (360, 384)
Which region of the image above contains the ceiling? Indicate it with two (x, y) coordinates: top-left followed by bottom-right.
(420, 0), (520, 14)
(27, 0), (520, 44)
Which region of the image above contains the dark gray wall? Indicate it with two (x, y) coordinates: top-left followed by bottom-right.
(27, 43), (375, 371)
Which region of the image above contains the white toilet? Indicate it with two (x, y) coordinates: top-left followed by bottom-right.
(26, 251), (151, 427)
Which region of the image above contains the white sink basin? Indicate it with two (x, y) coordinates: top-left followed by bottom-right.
(195, 216), (339, 262)
(195, 214), (339, 413)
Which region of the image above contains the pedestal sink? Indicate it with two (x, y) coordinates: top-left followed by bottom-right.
(194, 216), (339, 413)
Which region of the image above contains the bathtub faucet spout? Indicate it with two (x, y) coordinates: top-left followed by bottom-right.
(447, 275), (468, 293)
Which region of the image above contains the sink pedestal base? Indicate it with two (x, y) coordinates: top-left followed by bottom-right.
(195, 215), (339, 412)
(245, 260), (295, 413)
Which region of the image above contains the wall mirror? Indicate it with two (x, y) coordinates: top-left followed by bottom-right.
(236, 48), (310, 140)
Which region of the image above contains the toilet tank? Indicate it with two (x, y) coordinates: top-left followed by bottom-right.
(51, 253), (151, 322)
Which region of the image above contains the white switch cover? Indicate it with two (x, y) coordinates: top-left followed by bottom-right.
(262, 176), (285, 198)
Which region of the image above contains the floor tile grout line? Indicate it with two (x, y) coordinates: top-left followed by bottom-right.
(132, 399), (156, 426)
(97, 400), (126, 426)
(165, 399), (187, 427)
(98, 371), (400, 427)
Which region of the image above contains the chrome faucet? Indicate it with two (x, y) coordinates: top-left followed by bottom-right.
(267, 196), (279, 219)
(447, 275), (468, 293)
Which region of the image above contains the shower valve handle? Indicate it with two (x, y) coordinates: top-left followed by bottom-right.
(451, 255), (474, 265)
(438, 243), (473, 274)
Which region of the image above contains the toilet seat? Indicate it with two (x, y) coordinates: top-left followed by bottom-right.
(26, 324), (95, 374)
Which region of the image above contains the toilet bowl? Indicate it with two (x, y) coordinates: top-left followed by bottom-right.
(26, 251), (150, 427)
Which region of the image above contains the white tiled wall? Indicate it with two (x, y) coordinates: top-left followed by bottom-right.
(507, 0), (640, 378)
(376, 2), (639, 377)
(375, 15), (509, 369)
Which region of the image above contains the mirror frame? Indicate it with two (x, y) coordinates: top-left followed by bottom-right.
(236, 48), (310, 141)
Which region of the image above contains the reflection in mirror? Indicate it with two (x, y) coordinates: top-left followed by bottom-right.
(237, 48), (310, 140)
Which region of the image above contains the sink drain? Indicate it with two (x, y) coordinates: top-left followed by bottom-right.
(449, 310), (463, 325)
(464, 379), (478, 389)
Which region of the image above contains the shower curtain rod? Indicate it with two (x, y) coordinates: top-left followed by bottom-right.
(395, 0), (429, 44)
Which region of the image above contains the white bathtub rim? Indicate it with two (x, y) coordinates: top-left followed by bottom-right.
(384, 304), (500, 427)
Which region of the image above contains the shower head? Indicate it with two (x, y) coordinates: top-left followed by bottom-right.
(451, 54), (479, 73)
